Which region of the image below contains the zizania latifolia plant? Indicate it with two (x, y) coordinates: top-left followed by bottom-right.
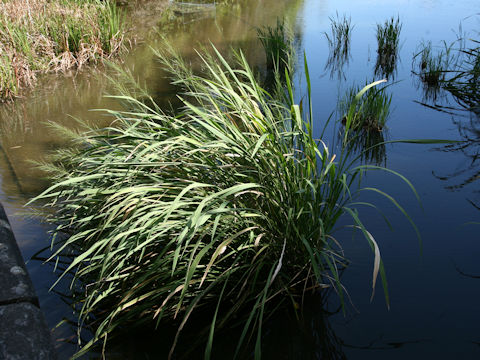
(340, 80), (392, 132)
(412, 40), (458, 101)
(31, 47), (419, 359)
(375, 16), (402, 79)
(324, 13), (353, 79)
(257, 19), (294, 74)
(413, 25), (479, 111)
(442, 37), (480, 111)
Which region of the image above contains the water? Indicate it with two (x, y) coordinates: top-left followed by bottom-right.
(0, 0), (479, 358)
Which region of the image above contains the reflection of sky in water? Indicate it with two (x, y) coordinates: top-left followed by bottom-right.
(297, 0), (480, 358)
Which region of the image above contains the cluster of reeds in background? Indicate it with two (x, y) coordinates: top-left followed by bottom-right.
(340, 81), (392, 132)
(413, 24), (480, 111)
(323, 14), (396, 164)
(0, 0), (125, 100)
(375, 16), (402, 79)
(338, 81), (391, 165)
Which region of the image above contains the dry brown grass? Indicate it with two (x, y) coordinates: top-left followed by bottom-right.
(0, 0), (126, 100)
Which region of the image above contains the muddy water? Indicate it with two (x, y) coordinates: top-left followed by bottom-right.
(2, 0), (480, 358)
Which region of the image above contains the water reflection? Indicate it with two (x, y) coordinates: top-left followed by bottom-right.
(324, 13), (353, 80)
(343, 128), (388, 166)
(374, 17), (402, 80)
(0, 0), (305, 200)
(433, 114), (480, 191)
(262, 294), (347, 360)
(103, 294), (348, 359)
(412, 31), (480, 192)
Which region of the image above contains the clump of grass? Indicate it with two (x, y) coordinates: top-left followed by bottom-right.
(413, 42), (446, 101)
(0, 0), (126, 100)
(31, 45), (417, 359)
(413, 41), (457, 96)
(339, 80), (392, 132)
(324, 13), (353, 79)
(375, 16), (402, 79)
(412, 35), (480, 106)
(443, 41), (480, 111)
(257, 19), (294, 74)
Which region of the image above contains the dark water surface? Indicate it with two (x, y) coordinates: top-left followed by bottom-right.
(0, 0), (479, 358)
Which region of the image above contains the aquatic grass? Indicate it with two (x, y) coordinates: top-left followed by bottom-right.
(339, 81), (392, 133)
(30, 46), (419, 358)
(443, 39), (480, 111)
(257, 19), (294, 74)
(413, 29), (479, 110)
(0, 55), (20, 99)
(375, 16), (402, 79)
(324, 13), (353, 79)
(412, 41), (458, 101)
(0, 0), (126, 100)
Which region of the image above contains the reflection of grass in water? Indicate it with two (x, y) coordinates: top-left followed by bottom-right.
(0, 102), (32, 145)
(412, 22), (480, 111)
(444, 40), (480, 111)
(375, 16), (402, 79)
(433, 114), (480, 190)
(344, 128), (387, 166)
(415, 28), (480, 194)
(324, 13), (353, 79)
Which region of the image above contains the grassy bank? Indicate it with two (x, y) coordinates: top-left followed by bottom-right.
(0, 0), (125, 100)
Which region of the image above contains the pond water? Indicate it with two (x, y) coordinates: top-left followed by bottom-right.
(1, 0), (479, 358)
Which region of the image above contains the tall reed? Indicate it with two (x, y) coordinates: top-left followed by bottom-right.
(257, 19), (294, 74)
(31, 45), (416, 358)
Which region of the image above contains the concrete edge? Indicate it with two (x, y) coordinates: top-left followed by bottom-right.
(0, 202), (57, 359)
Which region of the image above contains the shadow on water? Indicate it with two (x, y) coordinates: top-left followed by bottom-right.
(102, 293), (348, 359)
(31, 243), (348, 360)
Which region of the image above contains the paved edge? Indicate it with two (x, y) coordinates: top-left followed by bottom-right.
(0, 203), (57, 359)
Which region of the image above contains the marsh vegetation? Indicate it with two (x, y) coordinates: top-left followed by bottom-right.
(9, 2), (478, 359)
(257, 19), (294, 74)
(0, 0), (125, 100)
(375, 16), (402, 79)
(324, 13), (353, 79)
(30, 31), (421, 357)
(339, 81), (392, 132)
